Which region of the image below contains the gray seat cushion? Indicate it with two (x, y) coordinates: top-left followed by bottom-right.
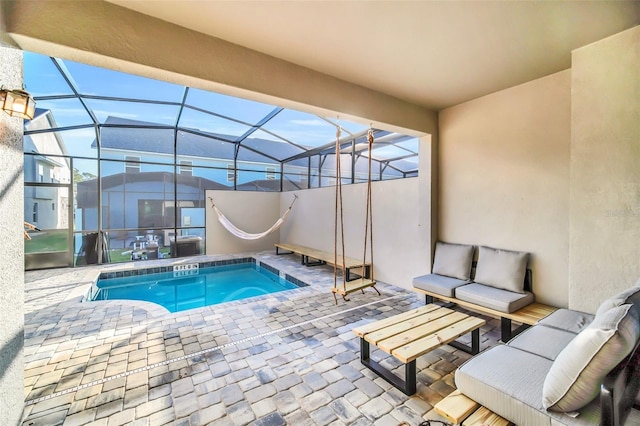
(537, 308), (594, 334)
(412, 273), (469, 297)
(508, 325), (578, 360)
(455, 283), (534, 313)
(455, 345), (603, 426)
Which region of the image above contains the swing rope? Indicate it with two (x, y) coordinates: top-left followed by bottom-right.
(334, 125), (347, 291)
(332, 124), (380, 303)
(362, 129), (375, 282)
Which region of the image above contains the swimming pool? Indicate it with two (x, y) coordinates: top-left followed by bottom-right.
(91, 259), (305, 312)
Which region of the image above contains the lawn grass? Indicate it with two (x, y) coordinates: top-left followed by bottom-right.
(25, 230), (68, 253)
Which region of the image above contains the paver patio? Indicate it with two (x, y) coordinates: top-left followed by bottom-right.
(22, 251), (503, 425)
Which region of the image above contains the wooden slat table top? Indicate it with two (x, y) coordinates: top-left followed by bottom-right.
(352, 304), (440, 337)
(275, 243), (365, 268)
(353, 304), (486, 364)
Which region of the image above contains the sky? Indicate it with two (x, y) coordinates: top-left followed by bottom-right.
(23, 52), (418, 167)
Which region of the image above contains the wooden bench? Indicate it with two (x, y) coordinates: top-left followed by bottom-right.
(352, 304), (485, 395)
(414, 287), (557, 342)
(275, 243), (370, 281)
(435, 390), (511, 425)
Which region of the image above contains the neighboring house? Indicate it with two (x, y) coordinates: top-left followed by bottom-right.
(76, 116), (404, 237)
(23, 109), (71, 230)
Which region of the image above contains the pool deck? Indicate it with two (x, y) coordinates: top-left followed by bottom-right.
(22, 251), (503, 425)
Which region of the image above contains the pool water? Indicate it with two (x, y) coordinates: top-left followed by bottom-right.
(92, 263), (299, 312)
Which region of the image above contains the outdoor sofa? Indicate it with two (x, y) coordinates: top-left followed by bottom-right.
(413, 241), (544, 342)
(455, 281), (640, 426)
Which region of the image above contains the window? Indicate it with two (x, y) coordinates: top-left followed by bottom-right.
(38, 164), (44, 182)
(179, 160), (193, 176)
(125, 156), (140, 173)
(266, 167), (277, 180)
(33, 203), (38, 222)
(52, 202), (55, 211)
(227, 164), (235, 182)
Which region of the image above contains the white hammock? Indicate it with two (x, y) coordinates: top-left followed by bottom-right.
(209, 196), (297, 240)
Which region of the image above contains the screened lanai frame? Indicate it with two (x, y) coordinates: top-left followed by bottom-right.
(22, 52), (419, 268)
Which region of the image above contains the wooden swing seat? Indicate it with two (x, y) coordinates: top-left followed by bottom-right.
(331, 278), (377, 296)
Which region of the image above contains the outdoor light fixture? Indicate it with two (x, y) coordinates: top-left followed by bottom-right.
(0, 85), (36, 120)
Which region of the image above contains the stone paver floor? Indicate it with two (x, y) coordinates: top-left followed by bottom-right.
(22, 251), (503, 426)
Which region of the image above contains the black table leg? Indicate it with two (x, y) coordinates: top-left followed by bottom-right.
(359, 338), (417, 395)
(448, 328), (481, 355)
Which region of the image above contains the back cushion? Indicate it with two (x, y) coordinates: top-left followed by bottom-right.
(432, 241), (474, 281)
(473, 246), (529, 294)
(542, 304), (640, 412)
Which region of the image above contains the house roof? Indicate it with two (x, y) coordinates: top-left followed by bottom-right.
(96, 116), (303, 163)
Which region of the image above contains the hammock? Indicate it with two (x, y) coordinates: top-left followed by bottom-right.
(208, 196), (297, 240)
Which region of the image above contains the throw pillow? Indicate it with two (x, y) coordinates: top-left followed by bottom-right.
(473, 246), (529, 293)
(596, 285), (640, 317)
(542, 304), (640, 412)
(432, 241), (474, 281)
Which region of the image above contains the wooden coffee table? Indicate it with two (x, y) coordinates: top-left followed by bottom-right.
(353, 304), (486, 395)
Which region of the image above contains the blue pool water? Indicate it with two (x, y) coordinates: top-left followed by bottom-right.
(91, 263), (299, 313)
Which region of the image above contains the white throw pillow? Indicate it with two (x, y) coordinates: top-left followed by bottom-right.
(542, 304), (640, 412)
(595, 285), (640, 317)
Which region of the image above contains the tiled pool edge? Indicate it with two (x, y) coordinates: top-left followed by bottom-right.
(85, 256), (310, 303)
(95, 257), (308, 287)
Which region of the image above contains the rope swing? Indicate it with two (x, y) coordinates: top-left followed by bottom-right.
(331, 126), (380, 303)
(208, 195), (297, 240)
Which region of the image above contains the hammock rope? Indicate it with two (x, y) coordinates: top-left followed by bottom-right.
(208, 195), (297, 240)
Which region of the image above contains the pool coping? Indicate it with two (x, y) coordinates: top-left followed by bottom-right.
(80, 256), (310, 309)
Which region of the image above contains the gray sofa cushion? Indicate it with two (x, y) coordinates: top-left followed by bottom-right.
(474, 246), (529, 293)
(543, 304), (640, 412)
(456, 345), (603, 426)
(431, 241), (475, 280)
(455, 283), (534, 313)
(507, 325), (578, 360)
(537, 308), (594, 334)
(455, 345), (554, 425)
(412, 273), (469, 297)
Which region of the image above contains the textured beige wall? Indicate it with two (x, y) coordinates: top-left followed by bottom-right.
(439, 70), (572, 308)
(0, 44), (26, 426)
(205, 191), (282, 255)
(280, 177), (429, 290)
(569, 26), (640, 312)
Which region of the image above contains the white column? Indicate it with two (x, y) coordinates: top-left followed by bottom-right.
(0, 43), (26, 425)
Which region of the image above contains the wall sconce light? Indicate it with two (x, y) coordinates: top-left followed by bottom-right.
(0, 86), (36, 120)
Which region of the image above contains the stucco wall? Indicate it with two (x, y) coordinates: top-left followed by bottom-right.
(438, 70), (572, 308)
(0, 44), (26, 426)
(3, 0), (437, 137)
(205, 190), (282, 255)
(569, 26), (640, 312)
(279, 177), (429, 290)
